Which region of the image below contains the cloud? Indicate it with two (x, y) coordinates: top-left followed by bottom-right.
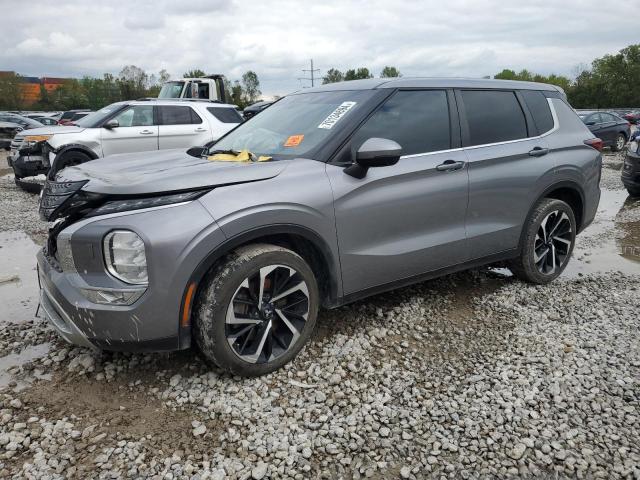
(0, 0), (637, 97)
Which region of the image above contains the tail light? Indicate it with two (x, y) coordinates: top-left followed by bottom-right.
(584, 138), (603, 151)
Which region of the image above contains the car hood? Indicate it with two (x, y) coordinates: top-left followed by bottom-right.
(56, 149), (291, 195)
(15, 125), (84, 137)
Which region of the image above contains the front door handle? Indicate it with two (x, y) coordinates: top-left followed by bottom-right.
(139, 130), (154, 135)
(528, 147), (549, 157)
(436, 160), (465, 172)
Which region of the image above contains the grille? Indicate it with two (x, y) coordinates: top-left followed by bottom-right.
(39, 179), (88, 221)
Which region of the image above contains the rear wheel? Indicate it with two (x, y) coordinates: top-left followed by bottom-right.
(509, 198), (576, 284)
(612, 133), (626, 152)
(194, 244), (319, 376)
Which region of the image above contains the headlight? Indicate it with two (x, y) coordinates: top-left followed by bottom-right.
(87, 190), (208, 218)
(23, 134), (53, 147)
(628, 141), (639, 154)
(103, 230), (148, 285)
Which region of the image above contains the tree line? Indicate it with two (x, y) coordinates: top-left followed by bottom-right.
(0, 66), (262, 111)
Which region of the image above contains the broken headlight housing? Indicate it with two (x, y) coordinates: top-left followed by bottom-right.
(103, 230), (148, 285)
(86, 190), (208, 218)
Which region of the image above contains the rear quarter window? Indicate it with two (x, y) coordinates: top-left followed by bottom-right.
(461, 90), (527, 146)
(521, 90), (555, 134)
(207, 107), (243, 123)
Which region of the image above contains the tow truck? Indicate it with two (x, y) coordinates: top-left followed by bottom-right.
(158, 75), (229, 103)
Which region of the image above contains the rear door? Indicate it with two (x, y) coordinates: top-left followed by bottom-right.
(599, 113), (619, 144)
(157, 105), (209, 149)
(100, 105), (158, 156)
(459, 89), (556, 259)
(326, 89), (469, 295)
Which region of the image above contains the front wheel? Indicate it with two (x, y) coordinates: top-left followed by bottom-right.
(509, 198), (576, 284)
(194, 244), (319, 376)
(611, 133), (626, 152)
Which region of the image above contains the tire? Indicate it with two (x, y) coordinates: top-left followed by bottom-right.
(193, 243), (319, 376)
(509, 198), (576, 284)
(611, 133), (626, 152)
(49, 150), (91, 179)
(626, 187), (640, 198)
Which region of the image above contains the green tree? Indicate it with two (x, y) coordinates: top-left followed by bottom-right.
(241, 71), (261, 105)
(0, 72), (24, 110)
(118, 65), (149, 100)
(380, 66), (401, 78)
(231, 80), (244, 107)
(184, 69), (206, 78)
(322, 68), (344, 84)
(344, 68), (373, 81)
(494, 69), (517, 80)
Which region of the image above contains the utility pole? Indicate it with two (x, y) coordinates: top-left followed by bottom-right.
(298, 59), (321, 88)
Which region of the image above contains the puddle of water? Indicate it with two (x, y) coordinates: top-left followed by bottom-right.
(563, 189), (640, 278)
(0, 231), (41, 324)
(0, 342), (51, 391)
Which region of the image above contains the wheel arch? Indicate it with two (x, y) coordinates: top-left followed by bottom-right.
(518, 181), (586, 252)
(179, 224), (342, 348)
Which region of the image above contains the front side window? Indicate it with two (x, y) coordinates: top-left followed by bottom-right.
(351, 90), (450, 156)
(212, 90), (376, 159)
(113, 105), (154, 127)
(158, 106), (201, 125)
(461, 90), (527, 146)
(586, 113), (602, 125)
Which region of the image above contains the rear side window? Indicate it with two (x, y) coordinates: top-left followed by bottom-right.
(521, 90), (554, 134)
(207, 107), (243, 123)
(352, 90), (450, 156)
(461, 90), (527, 146)
(158, 106), (202, 125)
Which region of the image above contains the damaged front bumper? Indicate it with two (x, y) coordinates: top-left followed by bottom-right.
(10, 141), (52, 177)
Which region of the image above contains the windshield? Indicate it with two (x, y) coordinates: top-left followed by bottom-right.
(75, 104), (127, 128)
(212, 90), (375, 159)
(158, 81), (185, 98)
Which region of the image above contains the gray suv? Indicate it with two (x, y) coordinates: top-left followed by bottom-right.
(37, 78), (601, 376)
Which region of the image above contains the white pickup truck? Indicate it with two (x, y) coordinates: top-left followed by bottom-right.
(158, 75), (229, 103)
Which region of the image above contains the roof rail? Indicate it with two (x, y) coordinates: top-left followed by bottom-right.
(134, 97), (224, 104)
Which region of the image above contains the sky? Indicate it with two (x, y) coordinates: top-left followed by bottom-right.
(0, 0), (637, 98)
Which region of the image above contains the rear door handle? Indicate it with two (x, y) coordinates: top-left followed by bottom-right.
(528, 147), (549, 157)
(436, 160), (465, 172)
(194, 127), (207, 132)
(139, 130), (154, 135)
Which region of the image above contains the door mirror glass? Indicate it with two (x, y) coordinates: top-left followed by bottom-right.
(586, 121), (596, 126)
(344, 138), (401, 178)
(103, 119), (119, 129)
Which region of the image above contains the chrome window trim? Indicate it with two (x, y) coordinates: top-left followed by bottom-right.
(400, 97), (559, 159)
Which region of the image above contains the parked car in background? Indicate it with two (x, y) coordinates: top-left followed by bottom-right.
(0, 121), (23, 150)
(58, 109), (92, 125)
(9, 98), (242, 190)
(622, 111), (640, 125)
(623, 138), (640, 197)
(29, 116), (58, 126)
(578, 111), (630, 151)
(242, 100), (274, 120)
(36, 78), (600, 376)
(0, 113), (46, 130)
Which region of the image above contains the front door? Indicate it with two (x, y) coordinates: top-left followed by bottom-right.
(326, 89), (469, 295)
(100, 105), (158, 156)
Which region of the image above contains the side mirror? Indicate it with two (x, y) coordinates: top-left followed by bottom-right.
(586, 121), (596, 126)
(103, 119), (119, 129)
(344, 138), (402, 179)
(187, 146), (207, 158)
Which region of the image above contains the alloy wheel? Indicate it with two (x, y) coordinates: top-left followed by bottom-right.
(533, 210), (573, 275)
(616, 135), (625, 151)
(225, 264), (310, 364)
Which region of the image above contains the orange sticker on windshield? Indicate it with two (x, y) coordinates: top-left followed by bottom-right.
(284, 134), (304, 147)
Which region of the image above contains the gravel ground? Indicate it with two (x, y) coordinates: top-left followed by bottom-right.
(0, 149), (638, 479)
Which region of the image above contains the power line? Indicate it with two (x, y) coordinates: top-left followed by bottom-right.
(297, 59), (321, 88)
